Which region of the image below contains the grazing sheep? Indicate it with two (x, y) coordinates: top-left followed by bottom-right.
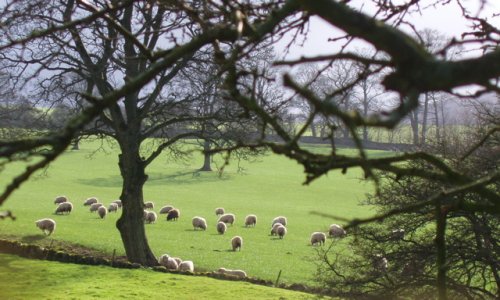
(179, 260), (194, 273)
(218, 213), (235, 226)
(143, 210), (149, 220)
(277, 224), (287, 239)
(84, 197), (98, 206)
(215, 207), (225, 216)
(329, 224), (346, 238)
(391, 228), (405, 241)
(270, 223), (282, 236)
(158, 254), (179, 270)
(89, 203), (103, 213)
(108, 203), (118, 213)
(144, 201), (154, 209)
(55, 202), (73, 215)
(111, 199), (122, 208)
(54, 196), (68, 205)
(97, 206), (107, 219)
(372, 254), (388, 272)
(231, 236), (243, 251)
(310, 232), (326, 246)
(216, 221), (227, 235)
(166, 208), (180, 221)
(159, 205), (174, 214)
(244, 214), (257, 227)
(35, 218), (56, 236)
(192, 216), (207, 230)
(271, 216), (287, 227)
(145, 211), (157, 224)
(172, 257), (182, 266)
(217, 267), (247, 278)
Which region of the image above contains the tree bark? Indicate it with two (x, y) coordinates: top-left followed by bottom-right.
(421, 93), (429, 145)
(410, 109), (420, 145)
(199, 139), (212, 171)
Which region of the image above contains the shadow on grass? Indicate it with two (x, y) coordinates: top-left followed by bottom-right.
(212, 249), (235, 253)
(76, 170), (233, 187)
(21, 235), (46, 243)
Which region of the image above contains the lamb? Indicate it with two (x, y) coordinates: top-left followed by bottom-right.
(89, 203), (103, 212)
(55, 202), (73, 215)
(192, 216), (207, 230)
(97, 206), (107, 219)
(111, 199), (122, 208)
(35, 218), (56, 235)
(158, 254), (179, 270)
(145, 211), (157, 224)
(270, 223), (282, 236)
(217, 267), (247, 278)
(159, 205), (174, 214)
(84, 197), (98, 206)
(244, 214), (257, 227)
(144, 201), (154, 209)
(179, 260), (194, 273)
(216, 221), (227, 235)
(231, 236), (243, 251)
(108, 203), (118, 213)
(215, 207), (225, 216)
(166, 208), (180, 221)
(271, 216), (287, 227)
(310, 232), (326, 246)
(54, 196), (68, 205)
(218, 213), (235, 226)
(329, 224), (347, 238)
(277, 224), (287, 239)
(372, 254), (388, 272)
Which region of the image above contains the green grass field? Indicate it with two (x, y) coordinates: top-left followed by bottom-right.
(0, 139), (380, 286)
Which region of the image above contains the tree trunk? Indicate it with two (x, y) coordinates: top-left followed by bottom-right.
(410, 110), (419, 145)
(433, 97), (441, 143)
(116, 147), (157, 266)
(421, 93), (429, 145)
(311, 122), (317, 137)
(199, 139), (212, 171)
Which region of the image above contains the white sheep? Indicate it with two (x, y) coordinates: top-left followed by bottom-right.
(144, 201), (154, 209)
(329, 224), (346, 238)
(111, 199), (122, 208)
(244, 214), (257, 227)
(35, 218), (56, 235)
(166, 208), (180, 221)
(84, 197), (98, 206)
(216, 221), (227, 235)
(158, 254), (179, 270)
(372, 254), (388, 272)
(89, 203), (103, 213)
(172, 257), (182, 266)
(310, 232), (326, 246)
(55, 202), (73, 215)
(277, 224), (287, 239)
(217, 267), (247, 278)
(215, 207), (225, 216)
(54, 196), (68, 205)
(218, 213), (235, 226)
(192, 216), (207, 230)
(159, 205), (174, 214)
(179, 260), (194, 273)
(108, 203), (119, 213)
(231, 236), (243, 251)
(97, 206), (107, 219)
(145, 211), (157, 224)
(270, 223), (282, 236)
(271, 216), (287, 227)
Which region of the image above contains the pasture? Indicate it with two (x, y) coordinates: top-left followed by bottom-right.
(0, 139), (381, 285)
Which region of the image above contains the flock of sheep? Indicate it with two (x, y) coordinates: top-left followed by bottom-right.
(35, 195), (389, 277)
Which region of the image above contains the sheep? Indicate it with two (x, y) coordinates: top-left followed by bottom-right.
(172, 257), (182, 266)
(97, 206), (107, 219)
(159, 205), (174, 214)
(216, 221), (227, 235)
(111, 199), (122, 208)
(54, 196), (68, 205)
(231, 236), (243, 251)
(329, 224), (346, 238)
(244, 214), (257, 227)
(218, 213), (235, 226)
(143, 210), (149, 220)
(217, 267), (247, 278)
(35, 218), (56, 235)
(84, 197), (98, 206)
(391, 228), (405, 241)
(55, 202), (73, 215)
(145, 211), (157, 224)
(271, 216), (287, 227)
(89, 203), (103, 213)
(215, 207), (225, 216)
(192, 216), (207, 230)
(277, 224), (287, 239)
(108, 203), (118, 213)
(158, 254), (179, 270)
(310, 232), (326, 246)
(372, 254), (388, 273)
(166, 208), (180, 221)
(179, 260), (194, 273)
(270, 223), (282, 236)
(144, 201), (154, 209)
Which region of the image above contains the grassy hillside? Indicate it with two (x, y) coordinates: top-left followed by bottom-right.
(0, 139), (381, 285)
